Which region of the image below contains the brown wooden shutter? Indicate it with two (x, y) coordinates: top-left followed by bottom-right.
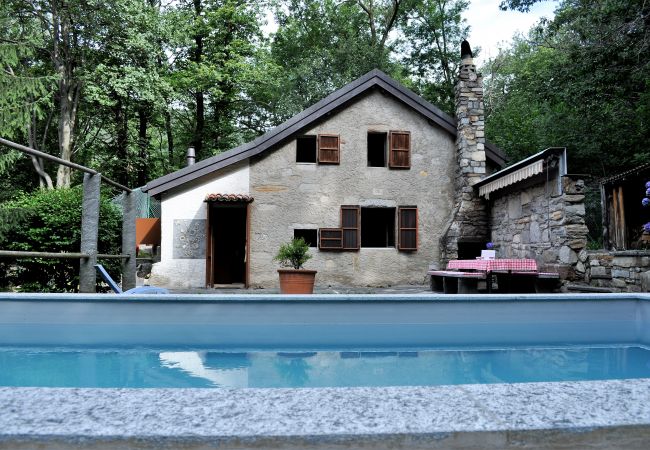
(319, 228), (343, 250)
(398, 206), (417, 251)
(341, 205), (360, 250)
(389, 131), (410, 169)
(318, 134), (340, 164)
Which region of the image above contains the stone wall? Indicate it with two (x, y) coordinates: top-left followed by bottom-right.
(249, 90), (457, 288)
(579, 250), (650, 292)
(489, 174), (589, 279)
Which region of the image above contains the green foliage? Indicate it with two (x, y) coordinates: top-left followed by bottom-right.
(268, 0), (410, 120)
(0, 187), (122, 292)
(484, 0), (650, 177)
(0, 2), (57, 139)
(274, 238), (312, 270)
(401, 0), (471, 115)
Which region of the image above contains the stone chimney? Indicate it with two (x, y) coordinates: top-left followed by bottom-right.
(440, 40), (489, 262)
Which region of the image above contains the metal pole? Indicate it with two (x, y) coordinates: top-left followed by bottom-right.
(79, 173), (101, 293)
(121, 191), (137, 291)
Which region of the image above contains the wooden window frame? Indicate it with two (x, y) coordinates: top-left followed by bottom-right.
(388, 131), (411, 169)
(318, 228), (343, 250)
(340, 205), (360, 250)
(317, 134), (340, 164)
(398, 206), (418, 251)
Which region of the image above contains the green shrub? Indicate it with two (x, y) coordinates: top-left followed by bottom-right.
(274, 238), (312, 270)
(0, 187), (122, 292)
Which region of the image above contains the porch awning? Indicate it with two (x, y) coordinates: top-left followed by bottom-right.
(478, 159), (544, 199)
(204, 193), (254, 203)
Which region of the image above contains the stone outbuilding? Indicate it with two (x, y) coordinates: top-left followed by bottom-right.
(142, 46), (509, 289)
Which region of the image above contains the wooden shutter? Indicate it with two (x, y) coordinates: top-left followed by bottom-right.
(319, 228), (343, 250)
(389, 131), (411, 169)
(318, 134), (340, 164)
(341, 205), (360, 250)
(398, 206), (417, 251)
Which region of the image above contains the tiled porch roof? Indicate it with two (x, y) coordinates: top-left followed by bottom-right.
(204, 193), (254, 203)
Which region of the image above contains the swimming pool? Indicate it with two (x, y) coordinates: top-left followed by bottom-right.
(2, 346), (650, 388)
(1, 292), (650, 449)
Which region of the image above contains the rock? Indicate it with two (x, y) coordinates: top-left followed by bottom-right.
(590, 266), (611, 279)
(559, 245), (578, 264)
(611, 269), (630, 279)
(578, 249), (589, 262)
(563, 194), (585, 203)
(641, 271), (650, 292)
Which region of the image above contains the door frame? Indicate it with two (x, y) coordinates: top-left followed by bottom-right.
(205, 201), (251, 288)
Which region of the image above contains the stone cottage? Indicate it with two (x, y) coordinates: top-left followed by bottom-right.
(142, 43), (507, 289)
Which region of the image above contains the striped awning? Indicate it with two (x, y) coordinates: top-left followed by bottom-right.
(478, 159), (544, 199)
(204, 193), (254, 203)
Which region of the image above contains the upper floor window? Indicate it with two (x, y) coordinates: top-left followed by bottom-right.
(296, 134), (340, 164)
(367, 132), (387, 167)
(296, 135), (317, 163)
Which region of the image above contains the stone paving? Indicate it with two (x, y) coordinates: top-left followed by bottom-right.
(168, 284), (431, 295)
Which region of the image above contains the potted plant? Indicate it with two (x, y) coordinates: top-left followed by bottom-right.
(274, 237), (317, 294)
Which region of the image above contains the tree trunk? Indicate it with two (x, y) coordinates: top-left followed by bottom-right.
(165, 107), (174, 166)
(137, 104), (150, 187)
(52, 0), (80, 188)
(191, 0), (205, 159)
(114, 99), (129, 186)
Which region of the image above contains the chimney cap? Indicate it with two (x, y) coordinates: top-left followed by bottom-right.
(461, 40), (473, 59)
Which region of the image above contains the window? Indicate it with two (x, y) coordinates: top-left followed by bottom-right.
(341, 206), (360, 249)
(398, 207), (418, 251)
(367, 132), (387, 167)
(296, 135), (317, 163)
(318, 134), (340, 164)
(361, 208), (395, 248)
(389, 131), (411, 169)
(294, 229), (317, 247)
(318, 228), (343, 250)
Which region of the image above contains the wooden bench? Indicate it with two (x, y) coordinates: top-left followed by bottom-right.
(428, 270), (486, 294)
(491, 270), (561, 293)
(429, 268), (561, 294)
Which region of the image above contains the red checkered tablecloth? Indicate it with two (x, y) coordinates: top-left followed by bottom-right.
(447, 259), (538, 272)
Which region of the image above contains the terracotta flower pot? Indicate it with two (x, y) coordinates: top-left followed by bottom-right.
(278, 269), (317, 294)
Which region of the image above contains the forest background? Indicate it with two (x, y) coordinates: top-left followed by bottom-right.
(0, 0), (649, 288)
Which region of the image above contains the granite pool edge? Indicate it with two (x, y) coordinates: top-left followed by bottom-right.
(2, 379), (650, 449)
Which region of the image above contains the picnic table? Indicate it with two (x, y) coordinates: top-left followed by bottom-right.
(429, 259), (559, 294)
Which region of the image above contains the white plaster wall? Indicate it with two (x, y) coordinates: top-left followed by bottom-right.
(149, 161), (249, 288)
(249, 90), (457, 288)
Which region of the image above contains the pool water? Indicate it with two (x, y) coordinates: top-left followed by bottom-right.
(2, 345), (650, 388)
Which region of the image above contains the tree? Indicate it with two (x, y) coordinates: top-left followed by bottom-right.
(268, 0), (410, 120)
(484, 0), (650, 176)
(401, 0), (471, 115)
(170, 0), (266, 160)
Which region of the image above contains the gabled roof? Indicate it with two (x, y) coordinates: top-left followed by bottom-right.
(142, 69), (507, 196)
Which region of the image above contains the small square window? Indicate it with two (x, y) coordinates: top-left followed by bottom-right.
(367, 132), (387, 167)
(294, 229), (317, 247)
(296, 136), (317, 163)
